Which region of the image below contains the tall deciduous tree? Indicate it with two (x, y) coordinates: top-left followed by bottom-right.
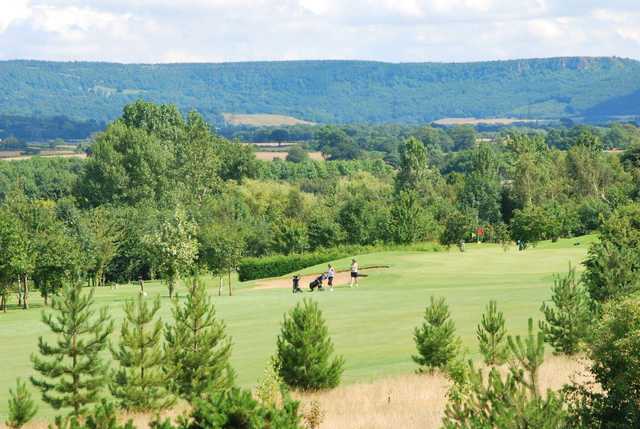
(111, 295), (174, 412)
(31, 283), (113, 417)
(82, 207), (121, 288)
(199, 223), (245, 296)
(164, 278), (234, 400)
(145, 207), (198, 298)
(395, 137), (429, 193)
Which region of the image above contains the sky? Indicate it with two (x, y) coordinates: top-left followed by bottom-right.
(1, 0), (639, 63)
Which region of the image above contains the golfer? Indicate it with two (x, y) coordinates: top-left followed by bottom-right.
(349, 258), (359, 287)
(326, 264), (336, 291)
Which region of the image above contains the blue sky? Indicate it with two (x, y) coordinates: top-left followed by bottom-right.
(1, 0), (639, 63)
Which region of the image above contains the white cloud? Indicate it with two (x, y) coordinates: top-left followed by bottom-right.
(0, 0), (638, 63)
(0, 0), (32, 32)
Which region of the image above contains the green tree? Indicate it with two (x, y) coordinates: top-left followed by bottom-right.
(276, 299), (344, 390)
(510, 204), (548, 246)
(412, 296), (462, 372)
(395, 137), (429, 192)
(144, 207), (198, 298)
(448, 126), (476, 151)
(476, 300), (509, 366)
(390, 190), (435, 244)
(82, 207), (121, 288)
(199, 223), (245, 296)
(539, 266), (591, 355)
(286, 146), (309, 163)
(31, 283), (113, 417)
(6, 379), (38, 429)
(507, 319), (545, 397)
(110, 295), (174, 412)
(173, 112), (223, 205)
(566, 294), (640, 428)
(583, 204), (640, 303)
(164, 278), (234, 400)
(440, 209), (473, 248)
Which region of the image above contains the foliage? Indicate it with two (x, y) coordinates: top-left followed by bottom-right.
(443, 316), (566, 428)
(5, 379), (38, 429)
(286, 146), (309, 163)
(151, 387), (304, 429)
(412, 296), (462, 372)
(255, 357), (286, 409)
(583, 204), (640, 303)
(476, 300), (509, 366)
(31, 283), (113, 417)
(110, 295), (174, 412)
(565, 294), (640, 428)
(144, 207), (198, 298)
(238, 248), (350, 281)
(5, 58), (640, 124)
(276, 299), (344, 390)
(164, 278), (234, 400)
(539, 266), (591, 355)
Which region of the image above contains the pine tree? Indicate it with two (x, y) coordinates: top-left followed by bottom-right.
(164, 277), (234, 400)
(539, 266), (591, 355)
(6, 378), (38, 429)
(111, 295), (174, 412)
(476, 300), (509, 366)
(508, 318), (545, 397)
(31, 283), (113, 417)
(276, 298), (344, 390)
(412, 296), (462, 372)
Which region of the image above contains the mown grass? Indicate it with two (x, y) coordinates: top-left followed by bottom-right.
(0, 236), (594, 421)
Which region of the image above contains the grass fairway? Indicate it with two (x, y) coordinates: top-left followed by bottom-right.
(0, 236), (593, 420)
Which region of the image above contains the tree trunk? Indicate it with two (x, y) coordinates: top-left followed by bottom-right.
(1, 293), (5, 312)
(218, 276), (223, 296)
(228, 270), (232, 296)
(168, 277), (175, 299)
(22, 274), (29, 310)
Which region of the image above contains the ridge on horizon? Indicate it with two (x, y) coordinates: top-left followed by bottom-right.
(1, 55), (637, 66)
(1, 56), (639, 125)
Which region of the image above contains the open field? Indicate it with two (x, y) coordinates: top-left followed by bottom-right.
(0, 151), (86, 161)
(254, 150), (324, 161)
(222, 113), (315, 126)
(433, 117), (536, 126)
(0, 236), (593, 423)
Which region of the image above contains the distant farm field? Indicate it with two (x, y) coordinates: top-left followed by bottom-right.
(0, 151), (86, 161)
(254, 150), (324, 161)
(222, 113), (315, 126)
(433, 117), (535, 126)
(0, 236), (593, 422)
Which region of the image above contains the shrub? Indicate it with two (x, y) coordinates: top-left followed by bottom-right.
(151, 388), (303, 429)
(412, 296), (462, 372)
(276, 299), (344, 390)
(238, 242), (441, 281)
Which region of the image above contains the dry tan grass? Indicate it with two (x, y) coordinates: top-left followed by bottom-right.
(222, 113), (315, 126)
(7, 356), (589, 429)
(294, 355), (590, 429)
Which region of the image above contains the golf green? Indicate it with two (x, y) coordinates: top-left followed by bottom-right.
(0, 236), (593, 420)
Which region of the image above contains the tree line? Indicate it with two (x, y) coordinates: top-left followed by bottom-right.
(3, 100), (640, 309)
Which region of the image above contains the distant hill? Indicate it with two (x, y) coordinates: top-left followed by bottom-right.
(1, 57), (639, 125)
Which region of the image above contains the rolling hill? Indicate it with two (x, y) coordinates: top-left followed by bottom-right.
(1, 57), (639, 125)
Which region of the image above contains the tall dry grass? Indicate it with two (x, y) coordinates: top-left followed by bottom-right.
(295, 355), (590, 429)
(5, 356), (589, 429)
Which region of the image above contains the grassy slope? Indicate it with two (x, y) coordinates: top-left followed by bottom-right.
(0, 236), (593, 420)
